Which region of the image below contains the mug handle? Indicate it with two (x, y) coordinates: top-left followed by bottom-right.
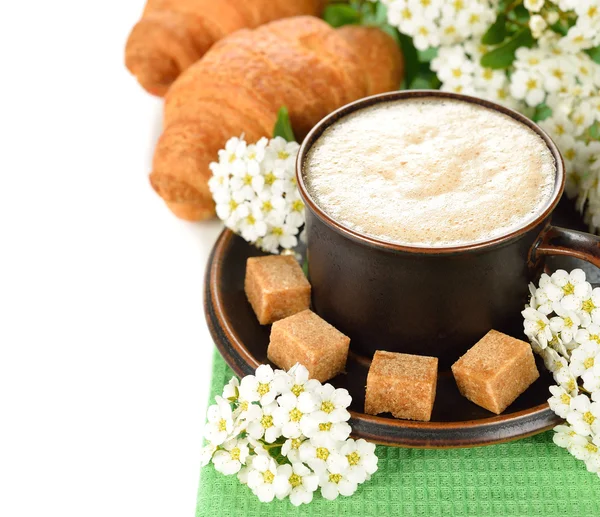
(532, 225), (600, 268)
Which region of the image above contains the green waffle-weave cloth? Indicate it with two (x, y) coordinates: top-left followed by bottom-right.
(196, 350), (600, 517)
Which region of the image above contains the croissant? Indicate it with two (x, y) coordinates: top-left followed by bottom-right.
(150, 16), (404, 221)
(125, 0), (325, 96)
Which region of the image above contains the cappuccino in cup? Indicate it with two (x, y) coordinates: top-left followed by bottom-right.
(303, 97), (556, 247)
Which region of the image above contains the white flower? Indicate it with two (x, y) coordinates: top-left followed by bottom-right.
(246, 454), (282, 503)
(550, 304), (581, 344)
(553, 424), (580, 449)
(299, 437), (346, 474)
(222, 377), (239, 402)
(529, 14), (547, 39)
(318, 464), (358, 500)
(302, 412), (352, 442)
(339, 438), (379, 484)
(212, 439), (250, 475)
(281, 436), (305, 463)
(522, 307), (553, 349)
(312, 384), (352, 423)
(555, 365), (579, 395)
(199, 443), (217, 467)
(549, 384), (576, 418)
(569, 434), (600, 462)
(524, 0), (544, 12)
(273, 462), (319, 506)
(541, 346), (569, 374)
(239, 364), (285, 406)
(203, 396), (234, 446)
(273, 391), (318, 439)
(279, 363), (320, 400)
(510, 69), (546, 107)
(246, 402), (281, 443)
(570, 341), (600, 378)
(261, 222), (299, 253)
(560, 26), (595, 53)
(566, 395), (600, 436)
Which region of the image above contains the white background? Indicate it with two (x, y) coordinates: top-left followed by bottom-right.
(0, 2), (218, 516)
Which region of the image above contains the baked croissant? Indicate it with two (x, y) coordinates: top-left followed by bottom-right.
(125, 0), (325, 96)
(150, 16), (404, 221)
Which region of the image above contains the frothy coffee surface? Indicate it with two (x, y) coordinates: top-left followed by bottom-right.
(303, 98), (556, 247)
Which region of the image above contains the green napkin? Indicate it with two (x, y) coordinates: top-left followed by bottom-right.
(197, 350), (600, 517)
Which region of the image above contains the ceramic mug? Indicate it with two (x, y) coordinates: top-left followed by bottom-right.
(296, 90), (600, 368)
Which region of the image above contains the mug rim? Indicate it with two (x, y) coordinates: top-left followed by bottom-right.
(296, 90), (566, 254)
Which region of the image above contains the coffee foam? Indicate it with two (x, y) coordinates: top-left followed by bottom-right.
(303, 98), (556, 247)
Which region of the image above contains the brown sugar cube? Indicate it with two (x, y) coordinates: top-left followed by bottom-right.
(244, 255), (311, 325)
(365, 351), (438, 422)
(451, 330), (540, 414)
(268, 310), (350, 382)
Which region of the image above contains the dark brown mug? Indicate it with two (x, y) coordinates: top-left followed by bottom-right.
(296, 90), (600, 368)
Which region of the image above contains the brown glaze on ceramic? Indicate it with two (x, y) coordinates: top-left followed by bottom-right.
(204, 229), (563, 448)
(296, 90), (600, 368)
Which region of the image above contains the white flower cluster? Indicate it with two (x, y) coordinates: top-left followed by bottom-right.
(381, 0), (498, 50)
(523, 269), (600, 476)
(201, 363), (378, 505)
(382, 0), (600, 233)
(208, 136), (304, 254)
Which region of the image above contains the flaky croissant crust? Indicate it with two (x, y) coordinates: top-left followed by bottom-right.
(150, 16), (404, 221)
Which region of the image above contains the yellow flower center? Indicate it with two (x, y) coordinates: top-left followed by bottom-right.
(584, 357), (595, 369)
(240, 401), (248, 411)
(586, 443), (598, 453)
(262, 201), (273, 213)
(329, 473), (342, 484)
(290, 438), (302, 450)
(264, 172), (276, 185)
(292, 200), (304, 212)
(537, 319), (547, 330)
(261, 415), (273, 428)
(526, 78), (538, 90)
(590, 334), (600, 344)
(319, 422), (332, 432)
(497, 88), (507, 99)
(316, 447), (330, 460)
(278, 150), (289, 160)
(420, 0), (431, 6)
(574, 35), (585, 44)
(560, 394), (571, 405)
(257, 382), (270, 396)
(246, 214), (256, 225)
(565, 149), (576, 160)
(583, 412), (596, 425)
(552, 69), (564, 80)
(230, 447), (241, 461)
(228, 154), (236, 163)
(218, 419), (227, 432)
(229, 199), (238, 211)
(469, 14), (480, 24)
(554, 360), (564, 371)
(564, 317), (574, 328)
(321, 401), (335, 414)
(243, 174), (253, 186)
(588, 7), (598, 18)
(452, 68), (462, 78)
(272, 227), (283, 236)
(582, 299), (596, 313)
(291, 384), (304, 397)
(445, 26), (456, 35)
(401, 8), (412, 19)
(483, 69), (493, 80)
(574, 115), (585, 126)
(453, 0), (464, 10)
(563, 282), (574, 295)
(289, 408), (303, 422)
(263, 470), (275, 484)
(289, 473), (302, 488)
(418, 26), (429, 36)
(347, 452), (361, 466)
(566, 379), (577, 392)
(528, 58), (540, 65)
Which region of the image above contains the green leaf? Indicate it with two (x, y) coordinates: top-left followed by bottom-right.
(588, 121), (600, 140)
(417, 47), (438, 63)
(480, 29), (534, 69)
(323, 4), (362, 28)
(302, 258), (309, 278)
(532, 103), (552, 122)
(397, 33), (419, 89)
(374, 2), (388, 25)
(481, 14), (506, 45)
(379, 24), (401, 47)
(273, 106), (296, 142)
(585, 46), (600, 64)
